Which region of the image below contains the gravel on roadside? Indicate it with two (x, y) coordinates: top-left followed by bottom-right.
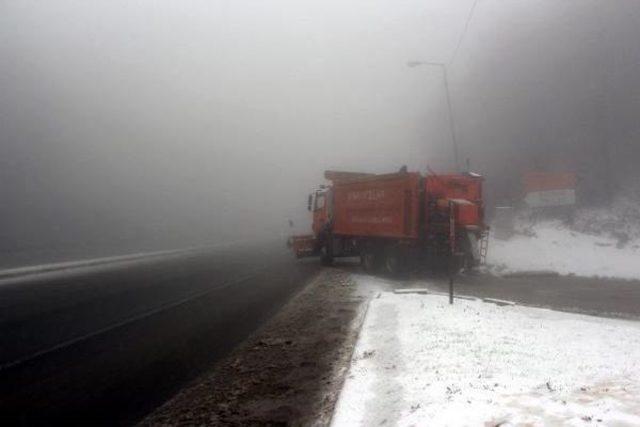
(140, 269), (366, 426)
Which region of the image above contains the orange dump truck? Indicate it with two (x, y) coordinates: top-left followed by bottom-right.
(288, 169), (488, 274)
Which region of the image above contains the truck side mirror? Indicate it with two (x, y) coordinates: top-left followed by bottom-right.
(308, 194), (313, 211)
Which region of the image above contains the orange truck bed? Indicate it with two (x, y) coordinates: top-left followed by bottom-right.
(331, 172), (422, 239)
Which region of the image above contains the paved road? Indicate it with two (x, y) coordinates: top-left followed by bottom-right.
(0, 242), (319, 426)
(334, 259), (640, 319)
(448, 273), (640, 319)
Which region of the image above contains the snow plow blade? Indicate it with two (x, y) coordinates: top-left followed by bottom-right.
(287, 235), (319, 258)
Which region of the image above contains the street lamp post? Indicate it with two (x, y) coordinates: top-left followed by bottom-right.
(408, 61), (460, 171)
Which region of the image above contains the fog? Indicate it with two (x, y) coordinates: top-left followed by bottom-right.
(2, 0), (639, 264)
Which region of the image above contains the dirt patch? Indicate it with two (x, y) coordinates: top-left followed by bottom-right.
(140, 269), (365, 426)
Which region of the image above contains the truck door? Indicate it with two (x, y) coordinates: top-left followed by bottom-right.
(312, 190), (331, 236)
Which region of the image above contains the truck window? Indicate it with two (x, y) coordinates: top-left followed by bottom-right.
(315, 193), (325, 210)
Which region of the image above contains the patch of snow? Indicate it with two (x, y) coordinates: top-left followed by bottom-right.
(487, 219), (640, 280)
(332, 285), (640, 427)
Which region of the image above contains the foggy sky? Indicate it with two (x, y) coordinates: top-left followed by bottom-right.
(1, 1), (639, 262)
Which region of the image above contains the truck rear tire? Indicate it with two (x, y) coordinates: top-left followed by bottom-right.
(361, 245), (379, 273)
(384, 247), (406, 277)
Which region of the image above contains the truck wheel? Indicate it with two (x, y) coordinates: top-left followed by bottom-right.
(361, 250), (377, 273)
(384, 248), (405, 277)
(320, 245), (333, 266)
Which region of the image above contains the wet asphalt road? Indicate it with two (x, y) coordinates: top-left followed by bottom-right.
(0, 242), (319, 426)
(446, 272), (640, 319)
(336, 260), (640, 319)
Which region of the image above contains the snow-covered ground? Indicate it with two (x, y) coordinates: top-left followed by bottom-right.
(332, 280), (640, 426)
(487, 219), (640, 280)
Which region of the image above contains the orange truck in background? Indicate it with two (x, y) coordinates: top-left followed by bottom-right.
(288, 169), (488, 274)
(522, 171), (577, 208)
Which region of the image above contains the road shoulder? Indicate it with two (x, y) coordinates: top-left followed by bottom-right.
(140, 268), (367, 426)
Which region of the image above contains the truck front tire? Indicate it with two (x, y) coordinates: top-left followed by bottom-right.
(321, 246), (333, 266)
(319, 232), (334, 266)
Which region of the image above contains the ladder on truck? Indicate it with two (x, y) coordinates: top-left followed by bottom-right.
(479, 231), (490, 265)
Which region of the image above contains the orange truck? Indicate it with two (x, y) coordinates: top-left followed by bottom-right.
(288, 169), (488, 274)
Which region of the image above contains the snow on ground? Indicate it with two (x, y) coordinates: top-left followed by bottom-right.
(332, 280), (640, 426)
(487, 219), (640, 280)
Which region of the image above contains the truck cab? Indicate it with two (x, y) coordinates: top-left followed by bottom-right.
(310, 188), (332, 236)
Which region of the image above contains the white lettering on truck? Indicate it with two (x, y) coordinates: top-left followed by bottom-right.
(347, 189), (386, 202)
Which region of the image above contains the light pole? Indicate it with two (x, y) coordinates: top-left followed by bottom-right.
(408, 61), (460, 171)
